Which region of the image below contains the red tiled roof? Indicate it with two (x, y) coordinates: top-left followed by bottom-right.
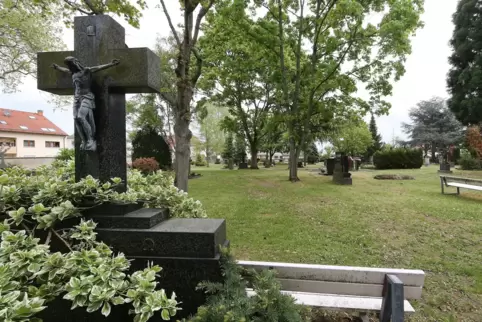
(0, 108), (67, 136)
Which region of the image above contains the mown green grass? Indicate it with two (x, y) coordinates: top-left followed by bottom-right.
(188, 164), (482, 322)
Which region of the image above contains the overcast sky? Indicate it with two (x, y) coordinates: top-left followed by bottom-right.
(0, 0), (458, 143)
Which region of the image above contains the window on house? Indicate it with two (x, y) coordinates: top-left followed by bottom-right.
(41, 128), (48, 131)
(29, 115), (36, 119)
(23, 140), (35, 147)
(45, 141), (60, 148)
(0, 120), (6, 124)
(274, 155), (279, 159)
(48, 128), (56, 132)
(19, 125), (28, 130)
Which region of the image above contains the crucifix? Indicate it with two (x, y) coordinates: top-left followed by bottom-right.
(37, 15), (161, 191)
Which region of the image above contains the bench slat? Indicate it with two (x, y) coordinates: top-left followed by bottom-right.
(446, 182), (482, 190)
(246, 289), (415, 313)
(277, 278), (423, 300)
(239, 260), (425, 287)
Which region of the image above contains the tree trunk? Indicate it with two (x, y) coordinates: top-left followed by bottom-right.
(288, 138), (299, 181)
(431, 143), (437, 163)
(174, 115), (191, 192)
(250, 147), (259, 169)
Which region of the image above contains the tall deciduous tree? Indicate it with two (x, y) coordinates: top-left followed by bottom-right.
(159, 0), (214, 192)
(402, 97), (464, 161)
(197, 103), (229, 166)
(248, 0), (423, 182)
(329, 121), (373, 156)
(447, 0), (482, 126)
(200, 1), (277, 169)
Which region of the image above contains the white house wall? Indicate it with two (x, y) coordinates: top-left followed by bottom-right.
(0, 132), (68, 157)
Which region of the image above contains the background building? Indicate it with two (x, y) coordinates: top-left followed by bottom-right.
(0, 108), (68, 157)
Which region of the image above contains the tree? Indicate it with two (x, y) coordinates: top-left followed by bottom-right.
(222, 133), (235, 169)
(198, 103), (229, 167)
(1, 0), (146, 92)
(402, 97), (464, 162)
(159, 0), (215, 192)
(447, 0), (482, 126)
(366, 114), (383, 158)
(306, 143), (320, 164)
(132, 126), (172, 170)
(329, 121), (373, 156)
(200, 2), (278, 170)
(234, 133), (247, 165)
(243, 0), (424, 182)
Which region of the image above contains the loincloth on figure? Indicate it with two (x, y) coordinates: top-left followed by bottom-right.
(73, 93), (95, 116)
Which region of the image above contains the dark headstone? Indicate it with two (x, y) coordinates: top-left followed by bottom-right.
(324, 158), (335, 175)
(332, 152), (352, 185)
(238, 162), (248, 169)
(438, 163), (453, 174)
(297, 161), (303, 168)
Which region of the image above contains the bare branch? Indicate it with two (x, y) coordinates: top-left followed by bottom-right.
(160, 0), (181, 47)
(192, 0), (214, 47)
(63, 0), (94, 15)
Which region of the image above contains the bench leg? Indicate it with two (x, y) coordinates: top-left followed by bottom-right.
(380, 274), (404, 322)
(359, 312), (369, 322)
(440, 178), (445, 194)
(457, 187), (460, 195)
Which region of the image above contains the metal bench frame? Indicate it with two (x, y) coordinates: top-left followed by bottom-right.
(440, 175), (482, 195)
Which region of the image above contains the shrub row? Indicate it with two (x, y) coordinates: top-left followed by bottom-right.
(373, 148), (423, 170)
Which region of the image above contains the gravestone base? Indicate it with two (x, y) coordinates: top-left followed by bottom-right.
(41, 205), (227, 321)
(333, 173), (353, 185)
(438, 170), (453, 174)
(438, 163), (452, 174)
(238, 162), (248, 169)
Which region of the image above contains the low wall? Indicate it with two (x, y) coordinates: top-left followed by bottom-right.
(4, 157), (56, 168)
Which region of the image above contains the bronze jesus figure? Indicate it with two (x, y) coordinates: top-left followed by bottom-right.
(52, 57), (120, 151)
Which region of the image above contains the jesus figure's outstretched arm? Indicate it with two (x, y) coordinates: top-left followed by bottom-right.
(51, 64), (70, 73)
(90, 59), (121, 73)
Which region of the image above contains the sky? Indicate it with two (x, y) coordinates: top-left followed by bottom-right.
(0, 0), (459, 143)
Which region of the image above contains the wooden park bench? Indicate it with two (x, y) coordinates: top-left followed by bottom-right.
(440, 175), (482, 195)
(239, 260), (425, 322)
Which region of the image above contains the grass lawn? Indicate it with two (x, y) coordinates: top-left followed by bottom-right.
(188, 164), (482, 322)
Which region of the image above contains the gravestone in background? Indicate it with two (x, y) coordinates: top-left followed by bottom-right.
(37, 15), (227, 320)
(324, 158), (335, 175)
(332, 152), (352, 185)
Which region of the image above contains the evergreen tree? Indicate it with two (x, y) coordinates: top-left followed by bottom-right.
(234, 134), (247, 165)
(447, 0), (482, 125)
(306, 143), (320, 164)
(222, 133), (235, 161)
(132, 126), (172, 170)
(366, 114), (383, 158)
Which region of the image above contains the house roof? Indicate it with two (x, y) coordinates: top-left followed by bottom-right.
(0, 108), (67, 136)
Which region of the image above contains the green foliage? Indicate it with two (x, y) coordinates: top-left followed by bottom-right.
(447, 0), (482, 125)
(402, 97), (464, 157)
(234, 134), (247, 164)
(306, 143), (319, 164)
(132, 126), (172, 171)
(197, 103), (229, 164)
(366, 115), (383, 158)
(195, 154), (206, 167)
(127, 94), (165, 134)
(187, 248), (309, 322)
(55, 148), (75, 161)
(132, 157), (160, 174)
(330, 121), (373, 156)
(373, 148), (423, 170)
(458, 149), (482, 170)
(0, 0), (64, 92)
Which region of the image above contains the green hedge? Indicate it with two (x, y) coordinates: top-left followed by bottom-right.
(458, 154), (482, 170)
(373, 148), (423, 170)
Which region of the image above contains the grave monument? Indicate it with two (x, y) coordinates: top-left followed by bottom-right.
(332, 152), (352, 185)
(37, 15), (227, 320)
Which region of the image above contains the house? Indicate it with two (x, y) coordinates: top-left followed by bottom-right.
(256, 151), (305, 163)
(0, 108), (68, 157)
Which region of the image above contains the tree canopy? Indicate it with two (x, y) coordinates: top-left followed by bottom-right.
(329, 121), (373, 156)
(447, 0), (482, 126)
(402, 97), (464, 159)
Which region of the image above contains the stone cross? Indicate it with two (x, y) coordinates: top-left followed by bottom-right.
(37, 15), (160, 191)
